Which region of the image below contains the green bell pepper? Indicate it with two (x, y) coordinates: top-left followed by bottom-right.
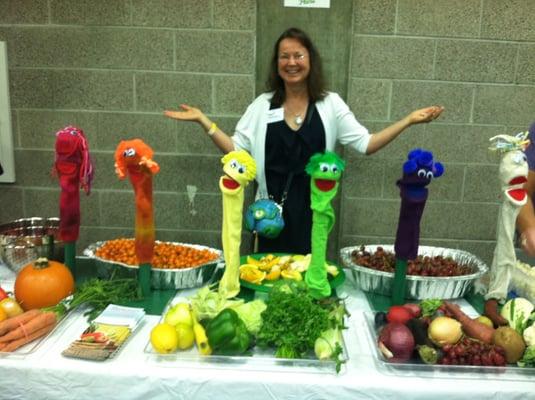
(206, 308), (251, 355)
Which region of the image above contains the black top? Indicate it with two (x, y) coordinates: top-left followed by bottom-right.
(258, 102), (326, 255)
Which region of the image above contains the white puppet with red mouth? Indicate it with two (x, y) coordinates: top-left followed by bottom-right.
(486, 132), (530, 302)
(500, 150), (528, 206)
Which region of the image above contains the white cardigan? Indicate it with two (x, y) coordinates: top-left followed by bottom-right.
(232, 91), (370, 198)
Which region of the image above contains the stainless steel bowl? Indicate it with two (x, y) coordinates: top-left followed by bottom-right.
(83, 241), (223, 290)
(340, 245), (488, 299)
(0, 217), (64, 273)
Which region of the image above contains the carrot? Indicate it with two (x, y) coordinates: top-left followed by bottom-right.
(1, 323), (56, 352)
(443, 301), (495, 344)
(0, 309), (42, 337)
(484, 299), (508, 327)
(0, 311), (57, 343)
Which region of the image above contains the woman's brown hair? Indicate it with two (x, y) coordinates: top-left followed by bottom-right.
(267, 27), (326, 106)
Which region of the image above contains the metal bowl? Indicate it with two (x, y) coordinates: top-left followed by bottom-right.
(83, 241), (223, 290)
(340, 245), (488, 299)
(0, 217), (64, 273)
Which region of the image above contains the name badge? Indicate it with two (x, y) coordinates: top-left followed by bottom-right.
(267, 108), (284, 124)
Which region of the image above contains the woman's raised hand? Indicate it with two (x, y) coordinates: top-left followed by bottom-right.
(408, 105), (444, 125)
(164, 104), (204, 122)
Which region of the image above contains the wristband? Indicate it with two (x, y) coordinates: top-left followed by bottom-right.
(207, 122), (217, 136)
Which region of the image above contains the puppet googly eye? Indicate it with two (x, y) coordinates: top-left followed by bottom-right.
(69, 130), (78, 136)
(320, 163), (329, 172)
(513, 152), (527, 164)
(230, 159), (245, 174)
(426, 171), (434, 179)
(331, 165), (339, 174)
(123, 148), (136, 157)
(417, 169), (427, 178)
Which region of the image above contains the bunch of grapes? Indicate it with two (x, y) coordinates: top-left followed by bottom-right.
(440, 337), (507, 367)
(350, 246), (473, 277)
(351, 246), (396, 272)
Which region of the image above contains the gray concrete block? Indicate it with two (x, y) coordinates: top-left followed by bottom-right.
(351, 36), (435, 79)
(463, 164), (501, 203)
(176, 31), (254, 74)
(51, 0), (130, 25)
(474, 85), (535, 125)
(353, 0), (396, 34)
(18, 110), (99, 150)
(398, 0), (480, 37)
(213, 75), (254, 115)
(214, 0), (255, 30)
(132, 0), (211, 28)
(516, 44), (535, 85)
(435, 40), (517, 83)
(391, 81), (473, 123)
(348, 79), (390, 120)
(481, 0), (535, 41)
(97, 113), (176, 152)
(135, 72), (211, 113)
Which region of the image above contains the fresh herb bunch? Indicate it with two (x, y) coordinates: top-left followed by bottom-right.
(67, 276), (142, 321)
(257, 280), (330, 359)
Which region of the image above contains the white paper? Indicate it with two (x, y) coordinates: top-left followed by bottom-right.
(94, 304), (145, 329)
(266, 108), (284, 124)
(284, 0), (330, 8)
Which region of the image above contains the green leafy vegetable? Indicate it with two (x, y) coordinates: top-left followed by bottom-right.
(420, 299), (443, 317)
(189, 284), (243, 322)
(517, 345), (535, 368)
(67, 276), (142, 321)
(233, 299), (267, 335)
(257, 280), (329, 360)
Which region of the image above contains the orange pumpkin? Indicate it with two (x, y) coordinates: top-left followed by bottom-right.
(15, 257), (75, 311)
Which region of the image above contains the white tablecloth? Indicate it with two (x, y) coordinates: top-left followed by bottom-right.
(0, 262), (534, 400)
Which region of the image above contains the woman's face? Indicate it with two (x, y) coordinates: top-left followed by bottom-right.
(277, 38), (310, 87)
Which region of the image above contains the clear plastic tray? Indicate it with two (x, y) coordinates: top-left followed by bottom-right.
(362, 311), (535, 381)
(0, 280), (73, 358)
(143, 298), (349, 374)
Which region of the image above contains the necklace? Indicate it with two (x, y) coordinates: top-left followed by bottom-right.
(294, 115), (303, 126)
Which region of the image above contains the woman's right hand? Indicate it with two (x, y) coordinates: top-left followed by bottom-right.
(164, 104), (205, 123)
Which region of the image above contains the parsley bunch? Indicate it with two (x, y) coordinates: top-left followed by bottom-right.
(257, 280), (329, 359)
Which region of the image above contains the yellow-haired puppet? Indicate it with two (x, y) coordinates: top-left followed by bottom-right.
(218, 150), (256, 298)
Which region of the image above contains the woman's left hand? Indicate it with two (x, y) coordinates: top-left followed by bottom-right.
(408, 105), (444, 124)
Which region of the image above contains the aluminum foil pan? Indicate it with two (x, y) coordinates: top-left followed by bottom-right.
(340, 245), (488, 299)
(84, 241), (223, 290)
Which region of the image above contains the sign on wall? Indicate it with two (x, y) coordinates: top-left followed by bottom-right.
(0, 41), (15, 183)
(284, 0), (330, 8)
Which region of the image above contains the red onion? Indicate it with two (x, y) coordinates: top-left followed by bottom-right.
(378, 322), (415, 362)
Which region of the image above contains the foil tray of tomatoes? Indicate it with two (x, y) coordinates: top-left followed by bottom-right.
(340, 245), (488, 300)
(83, 240), (223, 290)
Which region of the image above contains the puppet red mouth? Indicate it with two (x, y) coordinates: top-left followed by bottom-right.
(509, 176), (527, 185)
(222, 176), (240, 190)
(507, 188), (527, 202)
(315, 179), (336, 192)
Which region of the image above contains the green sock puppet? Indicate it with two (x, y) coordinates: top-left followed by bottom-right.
(304, 151), (345, 299)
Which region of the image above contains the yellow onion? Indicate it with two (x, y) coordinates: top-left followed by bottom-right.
(428, 316), (462, 347)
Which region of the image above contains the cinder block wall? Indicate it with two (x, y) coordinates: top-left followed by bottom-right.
(339, 0), (535, 265)
(0, 0), (256, 253)
(1, 0), (534, 265)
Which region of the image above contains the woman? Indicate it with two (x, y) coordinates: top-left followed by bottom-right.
(164, 27), (444, 254)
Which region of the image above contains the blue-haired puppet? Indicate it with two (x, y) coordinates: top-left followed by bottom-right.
(392, 149), (443, 304)
(394, 149), (444, 261)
